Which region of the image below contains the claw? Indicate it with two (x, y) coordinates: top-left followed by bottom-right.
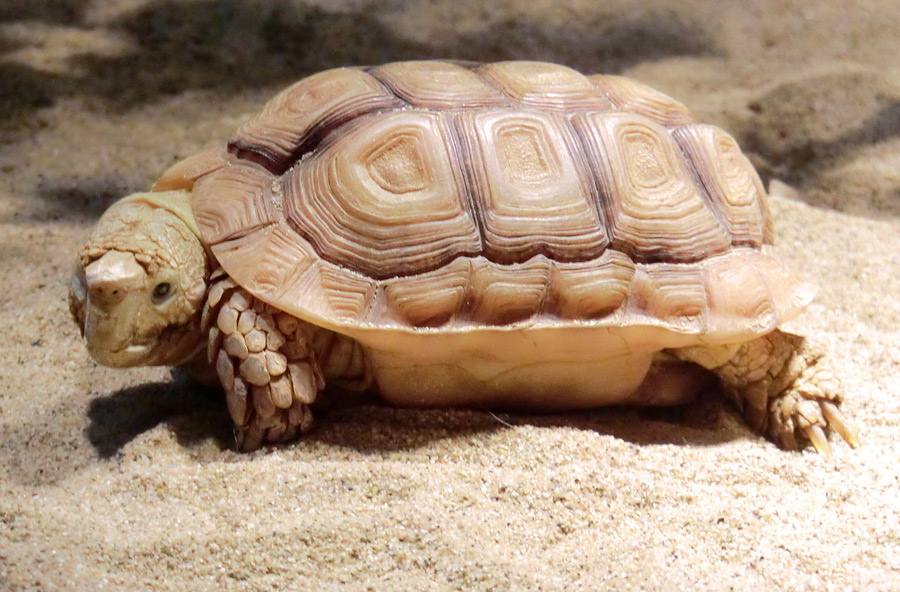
(777, 428), (800, 452)
(237, 422), (266, 452)
(773, 411), (800, 452)
(744, 401), (768, 433)
(802, 424), (832, 456)
(821, 402), (861, 449)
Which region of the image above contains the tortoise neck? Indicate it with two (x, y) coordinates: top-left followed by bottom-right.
(118, 190), (211, 259)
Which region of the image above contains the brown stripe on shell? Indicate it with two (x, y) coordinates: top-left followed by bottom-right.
(228, 68), (404, 174)
(588, 75), (695, 126)
(369, 61), (508, 109)
(571, 111), (731, 263)
(672, 124), (771, 246)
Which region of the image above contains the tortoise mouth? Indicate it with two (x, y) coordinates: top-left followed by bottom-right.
(90, 342), (156, 368)
(89, 323), (203, 368)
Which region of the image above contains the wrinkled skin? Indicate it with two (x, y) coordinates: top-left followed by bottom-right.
(69, 192), (208, 368)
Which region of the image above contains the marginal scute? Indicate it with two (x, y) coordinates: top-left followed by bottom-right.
(210, 221), (318, 299)
(550, 250), (635, 320)
(589, 75), (695, 126)
(193, 162), (277, 244)
(152, 146), (231, 192)
(574, 112), (730, 261)
(371, 61), (506, 109)
(382, 258), (470, 327)
(751, 250), (817, 319)
(462, 109), (607, 262)
(467, 256), (552, 325)
(229, 68), (402, 171)
(286, 110), (481, 278)
(626, 263), (708, 333)
(674, 125), (771, 246)
(479, 61), (613, 111)
(703, 250), (776, 336)
(317, 261), (376, 323)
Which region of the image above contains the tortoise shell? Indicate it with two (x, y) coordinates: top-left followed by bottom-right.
(154, 61), (812, 344)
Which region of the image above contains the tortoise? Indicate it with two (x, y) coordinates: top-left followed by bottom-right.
(69, 60), (859, 453)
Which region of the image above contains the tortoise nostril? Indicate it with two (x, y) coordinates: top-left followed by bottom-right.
(88, 283), (127, 307)
(84, 251), (148, 308)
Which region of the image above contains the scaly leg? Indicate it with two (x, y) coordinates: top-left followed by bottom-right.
(204, 273), (323, 451)
(673, 329), (860, 454)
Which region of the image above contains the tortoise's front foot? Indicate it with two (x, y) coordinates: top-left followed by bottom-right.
(206, 276), (324, 451)
(676, 330), (860, 454)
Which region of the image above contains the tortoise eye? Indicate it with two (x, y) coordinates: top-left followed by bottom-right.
(151, 282), (174, 304)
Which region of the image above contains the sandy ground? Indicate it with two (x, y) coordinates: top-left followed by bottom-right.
(2, 1), (900, 590)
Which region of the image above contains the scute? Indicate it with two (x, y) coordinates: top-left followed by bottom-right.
(673, 124), (772, 246)
(366, 133), (429, 194)
(229, 68), (403, 173)
(283, 110), (481, 278)
(209, 222), (319, 299)
(480, 61), (613, 111)
(589, 75), (695, 126)
(625, 263), (708, 333)
(182, 60), (805, 346)
(574, 112), (731, 262)
(467, 256), (553, 325)
(550, 250), (635, 320)
(459, 108), (608, 263)
(192, 161), (278, 244)
(371, 61), (506, 109)
(382, 258), (470, 327)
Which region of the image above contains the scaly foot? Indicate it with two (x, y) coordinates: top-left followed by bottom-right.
(675, 330), (860, 454)
(204, 273), (323, 451)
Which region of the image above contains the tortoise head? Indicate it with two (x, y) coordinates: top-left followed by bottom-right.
(69, 190), (209, 367)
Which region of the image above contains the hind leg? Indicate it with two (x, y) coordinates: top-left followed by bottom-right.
(672, 330), (860, 454)
(626, 354), (717, 406)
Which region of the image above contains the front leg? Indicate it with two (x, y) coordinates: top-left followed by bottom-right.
(205, 276), (323, 451)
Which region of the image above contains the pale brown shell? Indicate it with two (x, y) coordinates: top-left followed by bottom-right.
(154, 61), (813, 343)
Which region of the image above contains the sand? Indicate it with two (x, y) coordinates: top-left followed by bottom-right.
(2, 1), (899, 590)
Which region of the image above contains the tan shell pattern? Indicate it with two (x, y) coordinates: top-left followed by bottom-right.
(166, 61), (810, 338)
